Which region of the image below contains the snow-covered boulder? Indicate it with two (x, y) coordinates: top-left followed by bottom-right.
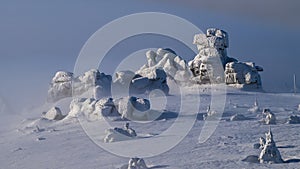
(287, 115), (300, 124)
(136, 48), (192, 85)
(114, 96), (160, 121)
(75, 69), (112, 98)
(104, 123), (137, 143)
(262, 109), (276, 125)
(225, 62), (262, 88)
(42, 107), (64, 120)
(113, 69), (169, 95)
(66, 96), (161, 121)
(127, 158), (148, 169)
(48, 69), (112, 102)
(259, 128), (283, 163)
(95, 98), (119, 117)
(67, 98), (100, 120)
(48, 71), (73, 102)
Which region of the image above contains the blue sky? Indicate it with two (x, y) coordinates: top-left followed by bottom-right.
(0, 0), (300, 112)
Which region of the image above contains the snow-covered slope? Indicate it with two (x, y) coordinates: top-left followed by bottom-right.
(1, 87), (300, 169)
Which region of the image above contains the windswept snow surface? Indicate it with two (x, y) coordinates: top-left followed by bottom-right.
(1, 87), (300, 169)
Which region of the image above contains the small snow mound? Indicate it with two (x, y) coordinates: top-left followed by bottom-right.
(298, 104), (300, 111)
(42, 107), (64, 120)
(287, 115), (300, 124)
(230, 114), (248, 121)
(104, 123), (137, 143)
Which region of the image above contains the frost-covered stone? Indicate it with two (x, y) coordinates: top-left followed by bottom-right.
(189, 28), (263, 88)
(42, 107), (64, 120)
(259, 128), (283, 163)
(114, 69), (169, 95)
(127, 158), (148, 169)
(136, 48), (192, 85)
(104, 123), (137, 143)
(114, 96), (157, 121)
(75, 69), (112, 98)
(287, 115), (300, 124)
(48, 71), (73, 102)
(66, 96), (160, 121)
(262, 109), (276, 125)
(48, 69), (112, 102)
(225, 62), (262, 88)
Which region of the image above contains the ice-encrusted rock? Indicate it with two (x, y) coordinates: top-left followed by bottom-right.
(230, 114), (248, 121)
(113, 69), (169, 96)
(75, 69), (112, 98)
(259, 128), (283, 163)
(287, 115), (300, 124)
(48, 71), (73, 102)
(189, 28), (263, 88)
(225, 62), (262, 88)
(104, 123), (137, 143)
(136, 48), (192, 85)
(262, 109), (276, 125)
(48, 69), (112, 102)
(42, 107), (64, 120)
(114, 96), (160, 121)
(66, 96), (160, 121)
(127, 158), (148, 169)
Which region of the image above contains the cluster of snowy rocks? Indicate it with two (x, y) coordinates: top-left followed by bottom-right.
(48, 28), (264, 102)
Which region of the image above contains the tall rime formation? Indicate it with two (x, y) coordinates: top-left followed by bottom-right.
(259, 128), (283, 163)
(189, 28), (263, 88)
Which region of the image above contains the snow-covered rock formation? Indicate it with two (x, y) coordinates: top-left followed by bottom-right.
(104, 123), (137, 143)
(136, 48), (192, 85)
(287, 115), (300, 124)
(42, 107), (64, 120)
(262, 109), (276, 125)
(189, 28), (263, 88)
(48, 71), (73, 102)
(259, 128), (283, 163)
(113, 68), (169, 96)
(48, 69), (112, 102)
(66, 96), (160, 121)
